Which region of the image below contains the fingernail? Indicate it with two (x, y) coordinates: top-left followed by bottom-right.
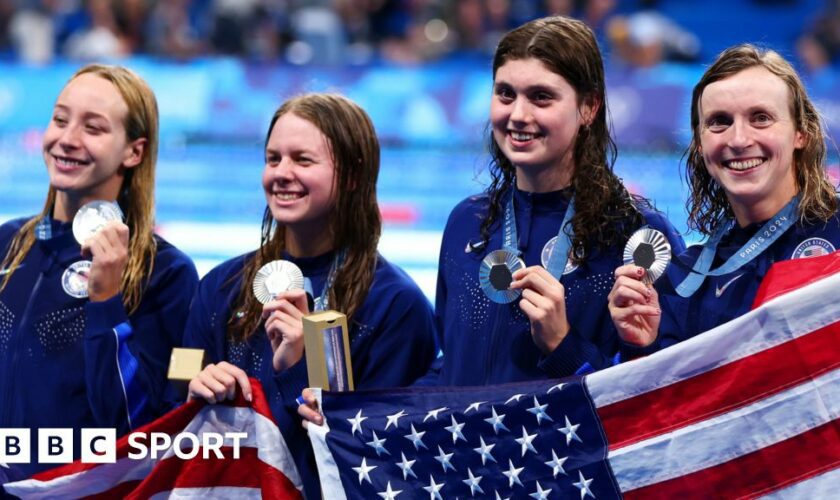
(246, 393), (252, 402)
(316, 416), (323, 425)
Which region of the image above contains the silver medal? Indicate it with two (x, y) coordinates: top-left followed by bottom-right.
(252, 260), (305, 304)
(72, 200), (124, 245)
(62, 260), (92, 298)
(479, 249), (526, 303)
(623, 228), (671, 285)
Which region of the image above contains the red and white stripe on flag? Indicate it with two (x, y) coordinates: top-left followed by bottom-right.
(588, 251), (840, 498)
(4, 380), (303, 499)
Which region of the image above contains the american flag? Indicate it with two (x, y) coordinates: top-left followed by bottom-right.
(3, 381), (303, 499)
(309, 251), (840, 499)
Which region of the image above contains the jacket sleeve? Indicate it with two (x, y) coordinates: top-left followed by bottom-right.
(83, 250), (198, 434)
(538, 324), (616, 377)
(351, 286), (438, 389)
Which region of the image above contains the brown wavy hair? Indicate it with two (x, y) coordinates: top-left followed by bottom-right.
(0, 64), (159, 314)
(685, 44), (837, 235)
(479, 16), (643, 262)
(228, 94), (381, 342)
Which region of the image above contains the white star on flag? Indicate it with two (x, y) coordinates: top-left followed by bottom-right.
(547, 382), (566, 393)
(484, 406), (510, 434)
(495, 492), (511, 500)
(502, 459), (524, 488)
(473, 436), (497, 465)
(462, 468), (484, 496)
(347, 409), (367, 435)
(515, 426), (538, 457)
(396, 452), (417, 480)
(505, 393), (525, 404)
(434, 445), (456, 473)
(404, 423), (427, 451)
(545, 449), (569, 477)
(527, 395), (554, 425)
(351, 457), (377, 484)
(385, 409), (407, 430)
(465, 401), (487, 413)
(424, 406), (448, 422)
(529, 481), (552, 500)
(573, 470), (595, 499)
(377, 481), (402, 500)
(558, 415), (582, 445)
(444, 414), (466, 443)
(365, 430), (390, 456)
(423, 475), (444, 500)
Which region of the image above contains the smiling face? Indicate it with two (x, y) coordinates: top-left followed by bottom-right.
(698, 66), (804, 225)
(43, 73), (144, 219)
(262, 112), (337, 253)
(490, 58), (594, 192)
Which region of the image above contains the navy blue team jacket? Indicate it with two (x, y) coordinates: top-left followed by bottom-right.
(425, 187), (685, 386)
(0, 216), (198, 478)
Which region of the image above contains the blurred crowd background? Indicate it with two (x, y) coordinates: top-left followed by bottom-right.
(1, 0), (840, 71)
(1, 0), (839, 297)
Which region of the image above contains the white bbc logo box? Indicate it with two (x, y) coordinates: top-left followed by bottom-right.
(0, 428), (116, 464)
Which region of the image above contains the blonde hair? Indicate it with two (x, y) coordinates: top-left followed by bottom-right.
(685, 44), (837, 234)
(0, 64), (159, 313)
(228, 93), (381, 342)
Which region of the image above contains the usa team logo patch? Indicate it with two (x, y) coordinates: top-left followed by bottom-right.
(62, 260), (91, 298)
(791, 238), (835, 259)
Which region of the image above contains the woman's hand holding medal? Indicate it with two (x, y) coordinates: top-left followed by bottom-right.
(609, 228), (671, 347)
(608, 265), (661, 347)
(510, 266), (571, 354)
(80, 219), (129, 302)
(261, 289), (310, 372)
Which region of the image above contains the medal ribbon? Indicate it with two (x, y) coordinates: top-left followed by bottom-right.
(675, 196), (799, 297)
(314, 249), (346, 311)
(35, 216), (52, 241)
(503, 189), (576, 280)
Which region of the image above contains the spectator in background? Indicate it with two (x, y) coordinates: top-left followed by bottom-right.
(0, 0), (14, 57)
(8, 0), (57, 64)
(797, 2), (840, 74)
(209, 0), (257, 55)
(606, 0), (700, 67)
(147, 0), (206, 60)
(115, 0), (150, 54)
(448, 0), (512, 55)
(64, 0), (128, 60)
(543, 0), (574, 17)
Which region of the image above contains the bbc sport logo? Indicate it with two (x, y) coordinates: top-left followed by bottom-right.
(0, 428), (248, 464)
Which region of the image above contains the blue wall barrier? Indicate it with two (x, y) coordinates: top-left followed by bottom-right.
(2, 59), (839, 148)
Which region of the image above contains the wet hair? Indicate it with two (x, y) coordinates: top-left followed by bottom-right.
(228, 93), (381, 342)
(685, 44), (837, 234)
(480, 16), (644, 262)
(0, 64), (159, 313)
